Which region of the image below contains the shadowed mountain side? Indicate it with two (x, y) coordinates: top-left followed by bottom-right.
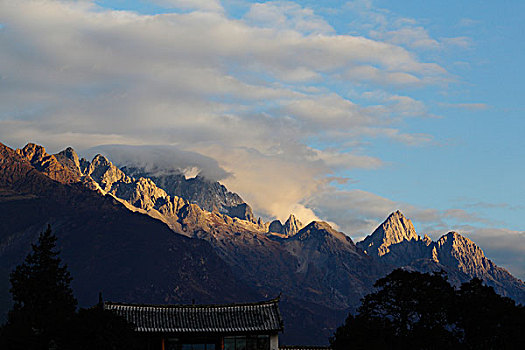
(0, 142), (348, 344)
(279, 295), (349, 345)
(0, 142), (257, 317)
(179, 216), (384, 311)
(281, 222), (383, 307)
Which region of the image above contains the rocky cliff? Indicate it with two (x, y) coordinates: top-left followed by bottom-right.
(357, 211), (525, 303)
(0, 142), (256, 320)
(358, 210), (419, 257)
(268, 214), (303, 237)
(121, 167), (255, 222)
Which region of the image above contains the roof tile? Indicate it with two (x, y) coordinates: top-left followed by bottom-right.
(105, 298), (283, 333)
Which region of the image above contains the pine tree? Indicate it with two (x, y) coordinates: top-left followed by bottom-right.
(2, 225), (77, 349)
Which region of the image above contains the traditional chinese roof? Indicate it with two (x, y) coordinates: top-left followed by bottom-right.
(104, 297), (283, 333)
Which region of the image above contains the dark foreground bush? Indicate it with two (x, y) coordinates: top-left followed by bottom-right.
(331, 269), (525, 350)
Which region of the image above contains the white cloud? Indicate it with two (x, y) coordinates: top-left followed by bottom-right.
(244, 1), (335, 35)
(371, 26), (440, 50)
(346, 1), (473, 53)
(87, 144), (231, 181)
(154, 0), (224, 13)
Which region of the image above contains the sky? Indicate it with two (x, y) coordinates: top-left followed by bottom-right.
(0, 0), (524, 279)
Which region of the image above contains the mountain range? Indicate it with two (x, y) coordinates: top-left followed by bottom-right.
(1, 142), (524, 344)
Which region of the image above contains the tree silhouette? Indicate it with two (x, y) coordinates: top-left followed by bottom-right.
(331, 269), (459, 350)
(1, 225), (77, 349)
(0, 225), (138, 350)
(331, 269), (525, 350)
(71, 306), (137, 350)
(456, 278), (525, 349)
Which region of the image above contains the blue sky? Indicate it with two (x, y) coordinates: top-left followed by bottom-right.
(0, 0), (523, 278)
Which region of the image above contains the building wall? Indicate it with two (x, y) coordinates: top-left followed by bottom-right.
(270, 334), (279, 350)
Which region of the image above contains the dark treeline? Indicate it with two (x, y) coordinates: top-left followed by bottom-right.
(0, 225), (135, 350)
(331, 269), (525, 350)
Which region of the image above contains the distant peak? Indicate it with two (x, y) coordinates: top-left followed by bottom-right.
(18, 142), (48, 157)
(92, 154), (111, 164)
(57, 146), (79, 160)
(16, 143), (51, 164)
(23, 142), (43, 150)
(357, 211), (418, 257)
(388, 210), (406, 220)
(301, 221), (336, 234)
(295, 221), (354, 246)
(438, 231), (475, 246)
(268, 220), (283, 234)
(283, 214), (303, 237)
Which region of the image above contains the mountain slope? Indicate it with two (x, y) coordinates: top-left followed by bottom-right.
(3, 142), (524, 344)
(0, 142), (256, 320)
(3, 143), (361, 343)
(357, 211), (525, 304)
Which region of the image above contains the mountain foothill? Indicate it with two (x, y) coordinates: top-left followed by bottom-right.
(0, 142), (523, 344)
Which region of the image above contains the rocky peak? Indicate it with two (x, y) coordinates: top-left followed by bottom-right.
(435, 232), (489, 274)
(91, 154), (111, 167)
(16, 143), (48, 162)
(422, 234), (433, 245)
(57, 147), (79, 165)
(295, 221), (354, 245)
(268, 220), (283, 233)
(268, 215), (303, 237)
(121, 167), (254, 222)
(55, 147), (82, 175)
(283, 214), (303, 237)
(86, 154), (132, 192)
(16, 143), (80, 184)
(357, 210), (419, 257)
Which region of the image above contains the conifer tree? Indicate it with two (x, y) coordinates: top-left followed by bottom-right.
(2, 225), (77, 349)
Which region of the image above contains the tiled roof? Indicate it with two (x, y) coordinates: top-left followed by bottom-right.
(104, 298), (283, 333)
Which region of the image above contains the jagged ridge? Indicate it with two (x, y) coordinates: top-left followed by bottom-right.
(357, 210), (525, 303)
(4, 142), (525, 343)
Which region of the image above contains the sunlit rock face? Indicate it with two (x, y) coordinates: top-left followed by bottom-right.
(16, 143), (81, 184)
(268, 214), (303, 237)
(433, 232), (525, 300)
(0, 141), (256, 318)
(357, 211), (525, 303)
(357, 210), (419, 257)
(283, 214), (303, 237)
(121, 167), (255, 222)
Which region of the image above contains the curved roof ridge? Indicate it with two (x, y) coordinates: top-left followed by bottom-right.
(104, 296), (281, 309)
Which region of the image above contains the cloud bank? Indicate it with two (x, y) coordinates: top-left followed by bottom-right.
(0, 0), (440, 222)
(87, 144), (231, 181)
(0, 1), (521, 278)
